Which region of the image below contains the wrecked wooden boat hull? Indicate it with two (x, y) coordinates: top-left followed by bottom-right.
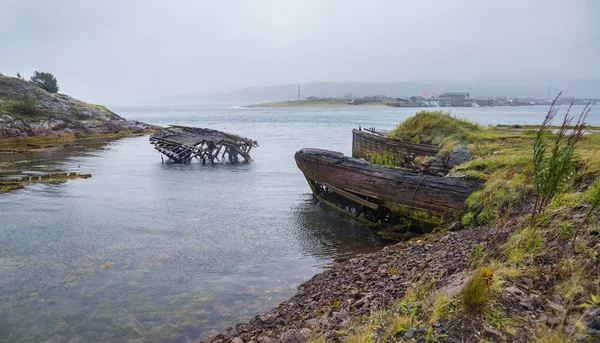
(352, 128), (451, 175)
(295, 148), (483, 228)
(352, 129), (439, 160)
(150, 126), (258, 163)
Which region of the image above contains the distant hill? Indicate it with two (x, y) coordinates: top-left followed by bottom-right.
(149, 79), (600, 105)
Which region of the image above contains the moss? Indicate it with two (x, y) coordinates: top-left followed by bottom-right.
(0, 181), (24, 192)
(364, 152), (406, 167)
(0, 128), (157, 153)
(0, 172), (92, 193)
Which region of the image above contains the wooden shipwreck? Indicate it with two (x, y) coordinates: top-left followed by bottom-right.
(352, 128), (452, 175)
(352, 128), (439, 160)
(150, 126), (258, 163)
(295, 148), (483, 228)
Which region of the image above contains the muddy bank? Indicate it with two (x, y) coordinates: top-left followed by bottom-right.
(199, 226), (489, 343)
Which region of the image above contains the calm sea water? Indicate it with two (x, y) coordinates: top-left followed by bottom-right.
(0, 105), (598, 342)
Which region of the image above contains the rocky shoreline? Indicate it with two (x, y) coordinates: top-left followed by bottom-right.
(199, 226), (490, 343)
(0, 76), (154, 140)
(0, 114), (154, 139)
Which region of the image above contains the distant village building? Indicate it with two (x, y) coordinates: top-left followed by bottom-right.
(438, 92), (470, 100)
(306, 96), (319, 101)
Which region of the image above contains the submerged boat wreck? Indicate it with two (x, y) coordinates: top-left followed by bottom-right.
(150, 126), (258, 163)
(295, 148), (483, 229)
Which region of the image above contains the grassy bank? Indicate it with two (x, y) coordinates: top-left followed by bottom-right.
(310, 107), (600, 341)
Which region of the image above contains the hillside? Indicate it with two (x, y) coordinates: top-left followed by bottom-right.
(0, 74), (154, 140)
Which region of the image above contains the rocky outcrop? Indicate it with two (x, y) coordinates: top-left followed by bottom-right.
(0, 76), (153, 139)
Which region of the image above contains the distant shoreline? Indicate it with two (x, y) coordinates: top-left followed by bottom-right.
(244, 100), (387, 108)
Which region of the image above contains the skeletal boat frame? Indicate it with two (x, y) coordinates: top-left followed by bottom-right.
(150, 126), (258, 163)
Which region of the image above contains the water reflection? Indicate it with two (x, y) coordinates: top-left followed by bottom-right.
(0, 137), (126, 178)
(291, 197), (393, 262)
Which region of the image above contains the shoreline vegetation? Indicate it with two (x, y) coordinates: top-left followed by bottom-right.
(244, 100), (388, 108)
(201, 107), (600, 342)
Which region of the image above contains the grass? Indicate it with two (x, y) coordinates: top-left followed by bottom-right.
(460, 267), (493, 312)
(325, 101), (600, 341)
(387, 110), (485, 145)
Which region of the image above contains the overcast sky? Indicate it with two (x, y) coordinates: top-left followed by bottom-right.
(2, 0), (599, 104)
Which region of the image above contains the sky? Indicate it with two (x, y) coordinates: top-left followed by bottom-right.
(1, 0), (599, 104)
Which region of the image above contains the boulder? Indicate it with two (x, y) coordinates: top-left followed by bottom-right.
(449, 144), (472, 165)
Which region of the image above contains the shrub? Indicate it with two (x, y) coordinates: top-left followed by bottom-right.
(461, 212), (474, 227)
(10, 91), (37, 115)
(30, 71), (59, 93)
(460, 267), (493, 311)
(532, 93), (590, 215)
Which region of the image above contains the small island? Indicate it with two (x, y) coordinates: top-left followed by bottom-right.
(0, 72), (157, 152)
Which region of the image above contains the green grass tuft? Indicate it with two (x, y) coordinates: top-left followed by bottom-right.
(387, 110), (484, 145)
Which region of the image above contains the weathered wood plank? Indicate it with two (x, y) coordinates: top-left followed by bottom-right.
(352, 129), (439, 159)
(150, 126), (258, 163)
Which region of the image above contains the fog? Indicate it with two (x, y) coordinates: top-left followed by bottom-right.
(1, 0), (599, 104)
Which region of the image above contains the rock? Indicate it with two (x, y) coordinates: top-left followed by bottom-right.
(257, 337), (274, 343)
(448, 221), (462, 231)
(404, 328), (416, 339)
(449, 144), (472, 165)
(585, 306), (600, 319)
(298, 328), (312, 340)
(304, 319), (319, 327)
(519, 300), (535, 311)
(483, 326), (502, 338)
(282, 329), (311, 343)
(323, 330), (337, 339)
(505, 286), (525, 297)
(231, 338), (243, 343)
(358, 273), (368, 282)
(258, 313), (278, 324)
(282, 330), (296, 343)
(589, 318), (600, 330)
